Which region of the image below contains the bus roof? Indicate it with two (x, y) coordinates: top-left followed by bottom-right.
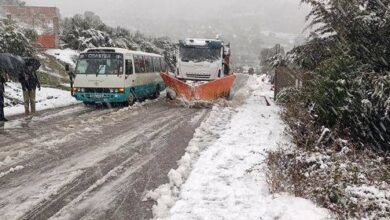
(81, 47), (163, 57)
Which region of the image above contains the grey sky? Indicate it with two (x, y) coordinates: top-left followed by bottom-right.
(24, 0), (310, 37)
(24, 0), (310, 65)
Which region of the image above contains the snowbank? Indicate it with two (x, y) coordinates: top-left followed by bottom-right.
(147, 75), (331, 219)
(3, 82), (79, 116)
(45, 49), (79, 68)
(145, 105), (234, 217)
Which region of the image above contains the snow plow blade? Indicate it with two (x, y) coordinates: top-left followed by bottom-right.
(160, 72), (236, 101)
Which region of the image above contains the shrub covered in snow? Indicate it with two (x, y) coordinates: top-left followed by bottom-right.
(267, 146), (390, 219)
(267, 89), (390, 219)
(276, 87), (301, 104)
(279, 0), (390, 150)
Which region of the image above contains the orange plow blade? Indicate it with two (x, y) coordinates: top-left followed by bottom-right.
(160, 72), (236, 101)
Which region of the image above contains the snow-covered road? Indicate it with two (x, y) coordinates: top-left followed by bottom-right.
(0, 96), (210, 220)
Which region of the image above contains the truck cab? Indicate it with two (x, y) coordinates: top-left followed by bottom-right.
(175, 38), (230, 81)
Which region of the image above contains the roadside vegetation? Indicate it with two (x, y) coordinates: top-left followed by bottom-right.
(266, 0), (390, 219)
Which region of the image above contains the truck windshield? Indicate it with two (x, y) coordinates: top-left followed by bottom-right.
(179, 47), (221, 63)
(76, 53), (123, 75)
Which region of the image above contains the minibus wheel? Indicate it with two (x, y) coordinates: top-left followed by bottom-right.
(152, 85), (160, 99)
(127, 93), (136, 106)
(83, 102), (94, 106)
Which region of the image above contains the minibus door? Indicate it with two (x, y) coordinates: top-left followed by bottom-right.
(125, 58), (135, 96)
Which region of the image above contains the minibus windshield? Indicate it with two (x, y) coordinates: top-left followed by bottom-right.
(76, 53), (123, 75)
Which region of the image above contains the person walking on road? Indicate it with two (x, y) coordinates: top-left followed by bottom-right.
(0, 69), (8, 121)
(20, 59), (41, 115)
(65, 64), (76, 96)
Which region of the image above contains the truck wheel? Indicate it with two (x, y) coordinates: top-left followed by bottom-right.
(226, 90), (233, 100)
(127, 92), (136, 106)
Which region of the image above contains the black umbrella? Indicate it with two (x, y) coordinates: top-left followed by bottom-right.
(0, 53), (26, 81)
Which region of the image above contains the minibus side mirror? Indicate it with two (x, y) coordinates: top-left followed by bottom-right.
(65, 64), (70, 72)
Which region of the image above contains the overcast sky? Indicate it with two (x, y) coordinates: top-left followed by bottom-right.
(24, 0), (310, 37)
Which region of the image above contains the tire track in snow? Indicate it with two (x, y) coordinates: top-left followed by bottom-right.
(0, 102), (163, 173)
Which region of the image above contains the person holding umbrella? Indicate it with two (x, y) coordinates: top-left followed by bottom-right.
(20, 58), (41, 115)
(0, 53), (27, 121)
(0, 69), (8, 122)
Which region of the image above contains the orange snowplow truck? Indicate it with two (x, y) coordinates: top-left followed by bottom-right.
(161, 38), (236, 101)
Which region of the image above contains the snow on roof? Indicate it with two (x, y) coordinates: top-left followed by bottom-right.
(82, 47), (163, 57)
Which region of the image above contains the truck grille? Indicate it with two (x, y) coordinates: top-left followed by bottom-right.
(185, 74), (211, 79)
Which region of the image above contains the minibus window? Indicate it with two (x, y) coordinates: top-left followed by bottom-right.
(126, 60), (133, 75)
(153, 57), (161, 72)
(135, 55), (146, 73)
(145, 56), (153, 72)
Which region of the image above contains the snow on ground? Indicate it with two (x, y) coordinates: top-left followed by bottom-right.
(147, 75), (331, 220)
(3, 82), (79, 116)
(45, 49), (79, 68)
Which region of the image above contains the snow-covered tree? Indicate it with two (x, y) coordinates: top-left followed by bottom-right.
(60, 12), (177, 69)
(0, 0), (25, 6)
(0, 18), (35, 56)
(61, 12), (114, 50)
(302, 0), (390, 70)
(153, 37), (177, 71)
